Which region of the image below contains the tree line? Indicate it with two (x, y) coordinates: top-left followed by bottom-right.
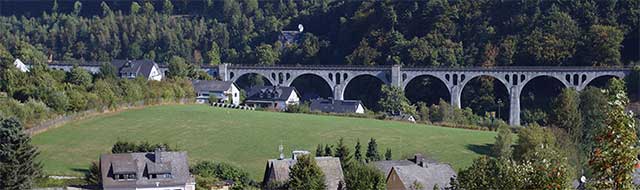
(0, 0), (636, 67)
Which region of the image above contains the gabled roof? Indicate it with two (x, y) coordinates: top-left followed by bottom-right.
(264, 157), (345, 190)
(389, 163), (456, 190)
(373, 160), (415, 177)
(191, 80), (235, 92)
(309, 99), (364, 113)
(100, 151), (193, 189)
(246, 86), (298, 102)
(116, 60), (158, 78)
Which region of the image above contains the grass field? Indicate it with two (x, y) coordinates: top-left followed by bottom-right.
(32, 104), (497, 180)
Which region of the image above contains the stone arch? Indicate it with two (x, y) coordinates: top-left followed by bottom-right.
(459, 74), (511, 121)
(284, 72), (333, 88)
(231, 72), (276, 87)
(342, 73), (388, 92)
(287, 73), (334, 101)
(579, 74), (622, 90)
(520, 74), (569, 90)
(519, 75), (567, 126)
(402, 74), (450, 91)
(403, 74), (451, 106)
(342, 74), (386, 110)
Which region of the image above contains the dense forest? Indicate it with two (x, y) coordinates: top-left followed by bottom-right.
(0, 0), (637, 67)
(0, 0), (638, 124)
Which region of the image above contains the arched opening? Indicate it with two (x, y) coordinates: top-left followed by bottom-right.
(344, 75), (385, 111)
(520, 76), (566, 126)
(461, 76), (510, 121)
(290, 74), (333, 102)
(404, 75), (450, 106)
(585, 75), (618, 89)
(234, 73), (273, 92)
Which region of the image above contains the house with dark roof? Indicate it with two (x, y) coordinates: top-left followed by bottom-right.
(100, 149), (196, 190)
(310, 99), (366, 114)
(191, 80), (240, 105)
(116, 60), (163, 81)
(245, 86), (300, 111)
(263, 150), (345, 190)
(374, 154), (456, 190)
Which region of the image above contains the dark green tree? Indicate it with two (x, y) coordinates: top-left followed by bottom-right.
(334, 138), (352, 165)
(67, 64), (93, 88)
(85, 161), (101, 185)
(354, 139), (363, 162)
(585, 25), (624, 66)
(288, 155), (326, 190)
(366, 138), (381, 162)
(344, 162), (386, 190)
(384, 148), (392, 160)
(378, 85), (414, 115)
(97, 63), (117, 79)
(491, 124), (513, 159)
(315, 144), (324, 157)
(167, 56), (190, 79)
(323, 144), (332, 156)
(553, 88), (582, 141)
(256, 44), (279, 65)
(0, 118), (42, 190)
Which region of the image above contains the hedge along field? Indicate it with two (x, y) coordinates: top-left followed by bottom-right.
(32, 104), (497, 180)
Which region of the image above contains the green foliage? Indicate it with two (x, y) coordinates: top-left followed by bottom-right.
(207, 42), (222, 66)
(553, 88), (582, 141)
(344, 162), (386, 190)
(190, 161), (253, 189)
(384, 148), (392, 160)
(378, 85), (414, 115)
(585, 25), (624, 66)
(285, 102), (310, 113)
(491, 125), (513, 159)
(0, 117), (42, 190)
(111, 140), (174, 154)
(366, 138), (381, 162)
(513, 124), (556, 161)
(589, 78), (639, 189)
(85, 161), (100, 185)
(354, 139), (363, 163)
(256, 44), (279, 65)
(334, 138), (352, 165)
(167, 56), (190, 79)
(97, 63), (117, 80)
(288, 155), (326, 190)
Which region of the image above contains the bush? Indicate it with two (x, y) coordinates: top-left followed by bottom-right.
(286, 102), (310, 113)
(190, 161), (254, 190)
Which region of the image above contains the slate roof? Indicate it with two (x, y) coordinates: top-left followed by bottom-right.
(309, 99), (364, 113)
(100, 151), (194, 189)
(373, 160), (415, 177)
(116, 60), (158, 79)
(390, 164), (456, 190)
(191, 80), (235, 92)
(246, 86), (298, 102)
(263, 157), (345, 190)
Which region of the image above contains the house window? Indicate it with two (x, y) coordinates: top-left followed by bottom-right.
(115, 173), (136, 181)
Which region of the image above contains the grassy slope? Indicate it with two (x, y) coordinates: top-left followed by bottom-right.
(33, 104), (496, 179)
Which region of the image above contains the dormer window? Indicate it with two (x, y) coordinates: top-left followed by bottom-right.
(115, 173), (136, 181)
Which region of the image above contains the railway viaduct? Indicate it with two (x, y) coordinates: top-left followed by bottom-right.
(218, 64), (632, 126)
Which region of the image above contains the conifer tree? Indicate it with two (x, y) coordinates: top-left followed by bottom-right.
(288, 155), (326, 190)
(354, 139), (363, 162)
(0, 118), (42, 190)
(492, 125), (513, 159)
(324, 144), (332, 156)
(366, 138), (381, 162)
(385, 148), (392, 160)
(315, 144), (324, 157)
(334, 138), (352, 166)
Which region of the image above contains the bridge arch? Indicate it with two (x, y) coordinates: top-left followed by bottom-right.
(343, 74), (386, 111)
(231, 72), (276, 90)
(519, 75), (566, 126)
(288, 73), (334, 101)
(459, 74), (510, 121)
(403, 74), (451, 106)
(579, 74), (623, 90)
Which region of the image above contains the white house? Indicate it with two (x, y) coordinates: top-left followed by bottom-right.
(191, 80), (240, 105)
(244, 86), (300, 111)
(100, 149), (196, 190)
(13, 59), (29, 72)
(117, 60), (163, 81)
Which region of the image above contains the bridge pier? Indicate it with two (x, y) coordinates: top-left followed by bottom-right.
(333, 84), (344, 100)
(509, 86), (522, 126)
(450, 85), (462, 109)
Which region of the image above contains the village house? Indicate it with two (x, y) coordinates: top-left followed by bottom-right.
(116, 60), (163, 81)
(191, 80), (240, 105)
(309, 98), (366, 114)
(263, 150), (345, 190)
(374, 154), (456, 190)
(100, 149), (196, 190)
(244, 86), (300, 111)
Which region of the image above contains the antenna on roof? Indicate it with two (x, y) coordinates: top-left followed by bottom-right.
(298, 24), (304, 32)
(278, 142), (284, 160)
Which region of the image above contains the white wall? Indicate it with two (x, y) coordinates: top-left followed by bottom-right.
(148, 65), (163, 81)
(227, 84), (241, 105)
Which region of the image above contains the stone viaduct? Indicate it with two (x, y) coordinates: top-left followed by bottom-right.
(218, 64), (632, 126)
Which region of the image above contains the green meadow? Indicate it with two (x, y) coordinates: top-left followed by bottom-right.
(33, 104), (496, 179)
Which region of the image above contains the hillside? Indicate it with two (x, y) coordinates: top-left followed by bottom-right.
(32, 104), (496, 179)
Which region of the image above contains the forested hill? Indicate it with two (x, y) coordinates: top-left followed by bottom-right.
(0, 0), (637, 67)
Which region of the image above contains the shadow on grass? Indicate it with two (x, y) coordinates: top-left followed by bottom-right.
(71, 168), (89, 175)
(466, 143), (493, 156)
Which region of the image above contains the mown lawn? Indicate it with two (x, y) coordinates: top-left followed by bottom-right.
(32, 104), (496, 180)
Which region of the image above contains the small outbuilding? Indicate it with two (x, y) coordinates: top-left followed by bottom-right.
(116, 60), (163, 81)
(192, 80), (240, 105)
(244, 86), (300, 111)
(309, 99), (366, 114)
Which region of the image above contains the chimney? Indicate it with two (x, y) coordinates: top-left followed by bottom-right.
(278, 144), (284, 160)
(155, 148), (164, 163)
(414, 154), (424, 167)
